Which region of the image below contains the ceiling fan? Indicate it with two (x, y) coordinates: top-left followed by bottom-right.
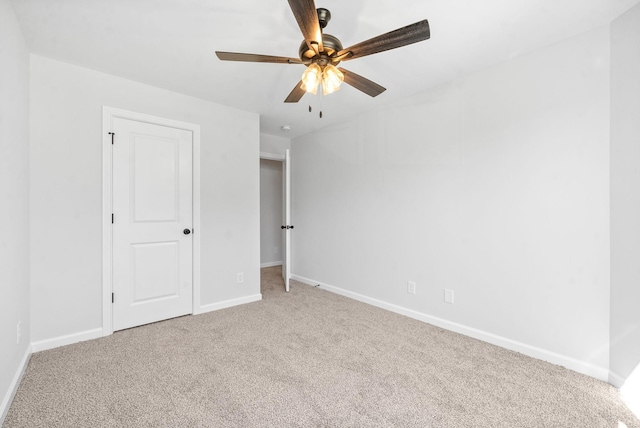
(215, 0), (430, 103)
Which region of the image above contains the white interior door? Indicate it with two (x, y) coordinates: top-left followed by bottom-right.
(283, 149), (291, 292)
(112, 117), (193, 331)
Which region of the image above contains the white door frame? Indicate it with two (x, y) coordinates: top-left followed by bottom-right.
(259, 151), (289, 290)
(283, 149), (291, 292)
(102, 106), (201, 336)
(259, 152), (285, 162)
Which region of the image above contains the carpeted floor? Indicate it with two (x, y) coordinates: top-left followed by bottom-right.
(4, 266), (639, 427)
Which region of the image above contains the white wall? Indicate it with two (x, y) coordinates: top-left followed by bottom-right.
(291, 26), (611, 376)
(610, 2), (640, 387)
(260, 159), (283, 266)
(260, 133), (290, 157)
(0, 0), (31, 421)
(29, 55), (260, 343)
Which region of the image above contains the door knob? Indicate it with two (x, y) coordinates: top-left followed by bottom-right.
(183, 229), (191, 235)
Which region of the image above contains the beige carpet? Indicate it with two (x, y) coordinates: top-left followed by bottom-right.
(4, 266), (639, 427)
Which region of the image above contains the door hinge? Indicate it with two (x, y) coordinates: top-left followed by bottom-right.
(111, 293), (114, 303)
(112, 213), (114, 224)
(108, 132), (115, 145)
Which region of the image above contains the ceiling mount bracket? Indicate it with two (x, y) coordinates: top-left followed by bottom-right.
(316, 8), (331, 29)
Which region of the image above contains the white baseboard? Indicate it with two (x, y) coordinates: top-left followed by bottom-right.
(291, 274), (610, 382)
(195, 294), (262, 315)
(609, 371), (626, 388)
(261, 261), (283, 268)
(31, 328), (103, 353)
(31, 295), (263, 352)
(0, 345), (31, 425)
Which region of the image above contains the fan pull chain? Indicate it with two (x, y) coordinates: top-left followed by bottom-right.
(308, 104), (323, 119)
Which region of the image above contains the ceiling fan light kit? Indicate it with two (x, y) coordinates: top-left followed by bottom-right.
(215, 0), (430, 103)
(300, 63), (344, 95)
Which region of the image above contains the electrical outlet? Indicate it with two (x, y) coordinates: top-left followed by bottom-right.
(444, 289), (454, 304)
(237, 272), (244, 284)
(407, 281), (416, 295)
(16, 322), (21, 344)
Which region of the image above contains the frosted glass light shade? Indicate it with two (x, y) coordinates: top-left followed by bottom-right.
(322, 64), (344, 95)
(301, 64), (322, 94)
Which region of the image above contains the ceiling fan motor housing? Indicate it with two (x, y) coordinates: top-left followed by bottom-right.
(298, 33), (343, 66)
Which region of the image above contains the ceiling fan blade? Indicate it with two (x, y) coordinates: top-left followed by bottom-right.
(284, 81), (306, 103)
(287, 0), (324, 53)
(216, 51), (304, 64)
(337, 20), (430, 61)
(338, 68), (386, 98)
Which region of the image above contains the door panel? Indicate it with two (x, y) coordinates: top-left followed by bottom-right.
(132, 137), (179, 222)
(112, 118), (193, 331)
(131, 242), (179, 303)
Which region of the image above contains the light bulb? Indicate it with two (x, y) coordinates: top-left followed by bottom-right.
(321, 64), (344, 95)
(301, 64), (322, 95)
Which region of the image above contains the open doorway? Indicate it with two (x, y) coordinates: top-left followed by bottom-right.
(260, 158), (284, 269)
(260, 155), (287, 295)
(260, 149), (292, 293)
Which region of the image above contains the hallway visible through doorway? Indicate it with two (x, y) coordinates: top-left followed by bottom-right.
(260, 266), (287, 297)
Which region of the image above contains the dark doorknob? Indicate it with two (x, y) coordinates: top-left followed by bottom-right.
(183, 229), (191, 235)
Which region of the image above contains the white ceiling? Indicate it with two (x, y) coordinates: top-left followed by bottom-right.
(11, 0), (640, 138)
